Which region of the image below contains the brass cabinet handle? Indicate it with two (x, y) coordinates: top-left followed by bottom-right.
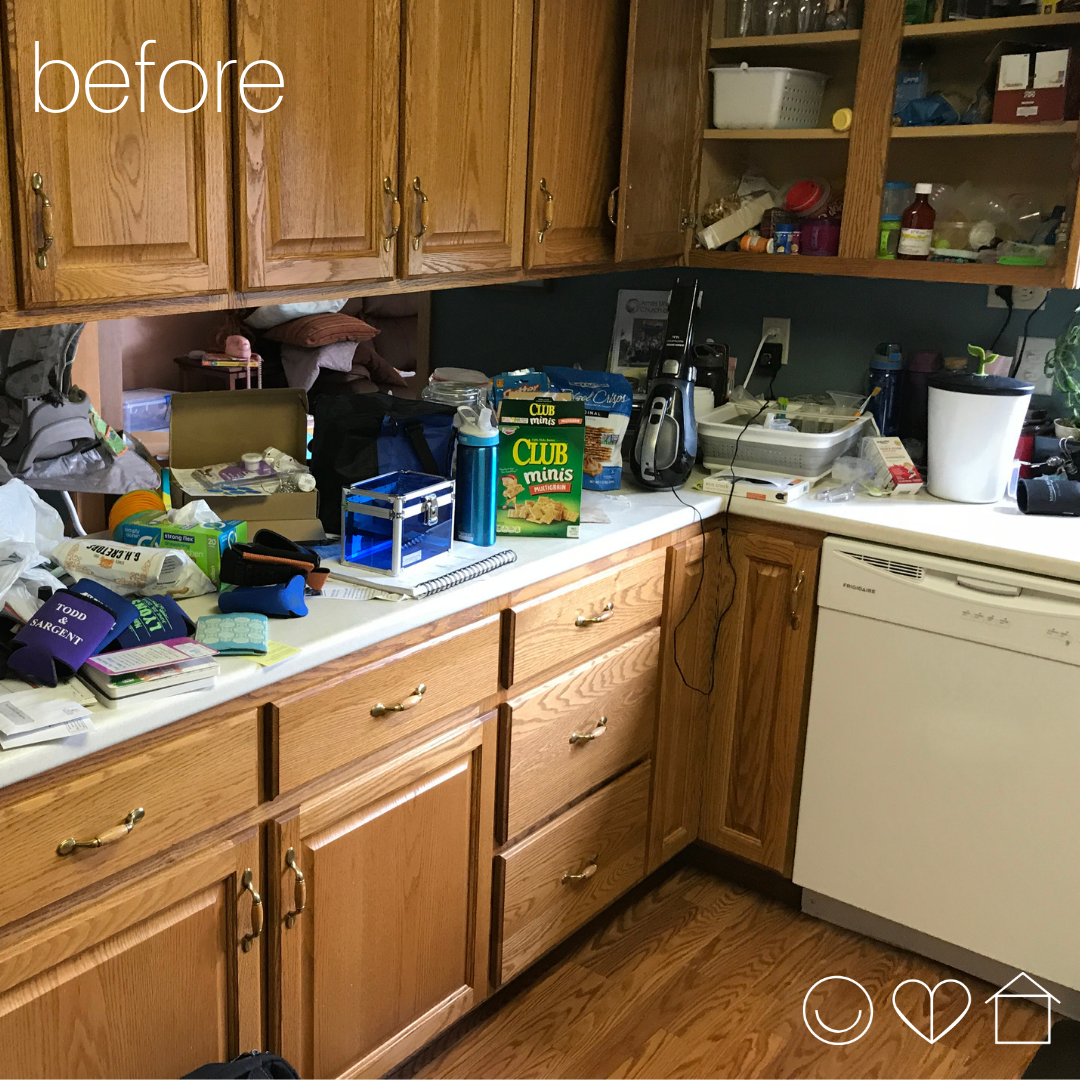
(576, 602), (614, 627)
(562, 854), (598, 884)
(284, 847), (306, 929)
(607, 185), (619, 227)
(371, 683), (426, 717)
(537, 177), (554, 243)
(57, 807), (144, 856)
(383, 176), (401, 252)
(790, 570), (806, 630)
(412, 177), (429, 250)
(241, 868), (263, 952)
(569, 716), (607, 745)
(31, 172), (53, 270)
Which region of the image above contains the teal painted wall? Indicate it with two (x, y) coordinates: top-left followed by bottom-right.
(430, 266), (1077, 405)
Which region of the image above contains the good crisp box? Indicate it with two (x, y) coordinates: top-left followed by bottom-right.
(496, 397), (585, 538)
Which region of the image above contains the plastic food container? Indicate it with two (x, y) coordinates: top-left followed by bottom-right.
(698, 401), (872, 475)
(709, 65), (829, 130)
(801, 218), (841, 256)
(121, 388), (172, 432)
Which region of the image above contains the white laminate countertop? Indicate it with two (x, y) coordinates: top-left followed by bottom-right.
(3, 476), (1078, 791)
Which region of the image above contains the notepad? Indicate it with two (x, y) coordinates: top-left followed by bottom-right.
(326, 547), (518, 599)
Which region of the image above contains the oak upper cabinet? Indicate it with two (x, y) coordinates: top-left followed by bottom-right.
(616, 0), (706, 263)
(4, 0), (231, 306)
(701, 520), (822, 876)
(648, 530), (720, 873)
(0, 829), (263, 1079)
(272, 716), (497, 1079)
(235, 0), (400, 290)
(401, 0), (532, 277)
(524, 0), (630, 271)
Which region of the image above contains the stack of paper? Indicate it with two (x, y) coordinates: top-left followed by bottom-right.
(80, 638), (219, 708)
(0, 690), (95, 750)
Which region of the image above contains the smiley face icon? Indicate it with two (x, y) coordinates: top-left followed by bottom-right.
(802, 976), (875, 1045)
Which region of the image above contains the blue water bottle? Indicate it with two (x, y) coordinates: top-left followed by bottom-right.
(453, 405), (498, 546)
(868, 343), (903, 437)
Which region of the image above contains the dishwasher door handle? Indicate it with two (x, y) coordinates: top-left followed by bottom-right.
(956, 576), (1022, 597)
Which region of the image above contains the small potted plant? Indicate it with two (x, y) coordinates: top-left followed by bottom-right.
(1045, 305), (1080, 439)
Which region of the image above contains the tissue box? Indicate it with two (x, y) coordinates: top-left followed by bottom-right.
(114, 511), (247, 584)
(341, 471), (454, 576)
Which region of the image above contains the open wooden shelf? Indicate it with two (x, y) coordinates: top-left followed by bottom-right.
(710, 28), (860, 48)
(703, 127), (848, 139)
(687, 248), (1064, 287)
(903, 11), (1080, 37)
(891, 121), (1078, 138)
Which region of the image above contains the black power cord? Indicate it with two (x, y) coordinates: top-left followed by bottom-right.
(1010, 294), (1048, 379)
(671, 371), (777, 696)
(989, 285), (1014, 352)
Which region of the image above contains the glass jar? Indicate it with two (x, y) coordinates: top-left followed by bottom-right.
(421, 367), (492, 408)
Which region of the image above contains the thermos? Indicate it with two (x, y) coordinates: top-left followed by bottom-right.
(453, 405), (498, 546)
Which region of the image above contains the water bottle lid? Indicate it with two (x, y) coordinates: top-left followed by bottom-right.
(455, 405), (499, 445)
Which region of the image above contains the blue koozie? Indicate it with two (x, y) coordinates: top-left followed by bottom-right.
(453, 406), (498, 547)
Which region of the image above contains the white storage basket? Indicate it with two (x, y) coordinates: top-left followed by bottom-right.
(709, 64), (828, 129)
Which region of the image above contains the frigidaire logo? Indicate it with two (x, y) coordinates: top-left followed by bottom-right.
(35, 40), (283, 115)
(842, 582), (876, 594)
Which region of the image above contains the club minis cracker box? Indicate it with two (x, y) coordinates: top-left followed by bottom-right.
(497, 397), (585, 538)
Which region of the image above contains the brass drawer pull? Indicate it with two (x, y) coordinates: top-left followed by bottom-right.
(284, 847), (306, 929)
(607, 185), (619, 227)
(241, 868), (263, 952)
(412, 177), (429, 250)
(371, 683), (426, 717)
(790, 570), (806, 630)
(31, 172), (53, 270)
(562, 854), (598, 884)
(569, 716), (607, 745)
(56, 807), (144, 856)
(383, 176), (401, 252)
(537, 177), (554, 243)
(576, 602), (614, 627)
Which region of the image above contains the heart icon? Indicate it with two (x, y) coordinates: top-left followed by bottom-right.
(892, 979), (972, 1044)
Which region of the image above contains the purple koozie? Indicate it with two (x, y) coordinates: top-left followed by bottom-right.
(8, 590), (117, 687)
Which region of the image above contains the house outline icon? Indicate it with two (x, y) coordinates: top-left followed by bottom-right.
(985, 973), (1060, 1045)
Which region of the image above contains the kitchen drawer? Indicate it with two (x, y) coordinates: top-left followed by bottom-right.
(505, 550), (665, 688)
(501, 628), (659, 843)
(273, 616), (500, 793)
(0, 711), (258, 928)
(493, 761), (650, 985)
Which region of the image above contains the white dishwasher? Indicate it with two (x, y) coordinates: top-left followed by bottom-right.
(793, 537), (1080, 993)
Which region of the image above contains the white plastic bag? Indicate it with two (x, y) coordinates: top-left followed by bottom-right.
(0, 479), (65, 613)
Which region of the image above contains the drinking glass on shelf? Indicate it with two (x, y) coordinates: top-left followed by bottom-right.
(797, 0), (828, 31)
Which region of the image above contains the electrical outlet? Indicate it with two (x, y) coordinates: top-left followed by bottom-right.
(987, 285), (1048, 310)
(762, 317), (791, 364)
(757, 342), (783, 376)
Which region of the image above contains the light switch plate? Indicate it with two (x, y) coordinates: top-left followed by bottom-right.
(1013, 336), (1055, 395)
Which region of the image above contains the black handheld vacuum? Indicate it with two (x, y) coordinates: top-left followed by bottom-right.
(630, 278), (701, 489)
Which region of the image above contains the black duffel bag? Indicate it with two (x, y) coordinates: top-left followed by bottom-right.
(183, 1050), (299, 1079)
(309, 392), (457, 533)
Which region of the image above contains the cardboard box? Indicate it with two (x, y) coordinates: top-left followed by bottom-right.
(114, 511), (247, 584)
(993, 47), (1079, 123)
(496, 397), (585, 538)
(864, 437), (924, 495)
(169, 388), (325, 542)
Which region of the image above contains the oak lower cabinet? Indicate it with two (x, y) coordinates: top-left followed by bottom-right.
(271, 714), (498, 1079)
(700, 519), (823, 877)
(0, 828), (263, 1079)
(5, 0), (231, 306)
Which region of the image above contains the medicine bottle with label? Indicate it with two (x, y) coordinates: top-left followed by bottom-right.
(897, 183), (935, 260)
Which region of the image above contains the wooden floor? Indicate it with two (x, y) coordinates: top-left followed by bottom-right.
(421, 867), (1049, 1079)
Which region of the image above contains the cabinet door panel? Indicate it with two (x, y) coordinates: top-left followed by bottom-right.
(276, 718), (496, 1079)
(616, 0), (705, 263)
(0, 831), (262, 1080)
(701, 524), (821, 875)
(237, 0), (399, 289)
(524, 0), (629, 270)
(6, 0), (230, 305)
(403, 0), (532, 276)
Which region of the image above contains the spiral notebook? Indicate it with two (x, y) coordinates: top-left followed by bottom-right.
(325, 547), (518, 599)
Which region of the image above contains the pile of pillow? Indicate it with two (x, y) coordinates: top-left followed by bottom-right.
(244, 301), (407, 394)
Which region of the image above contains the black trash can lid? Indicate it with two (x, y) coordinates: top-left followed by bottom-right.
(927, 372), (1034, 396)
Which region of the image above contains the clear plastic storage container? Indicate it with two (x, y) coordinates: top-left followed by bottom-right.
(121, 388), (172, 432)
